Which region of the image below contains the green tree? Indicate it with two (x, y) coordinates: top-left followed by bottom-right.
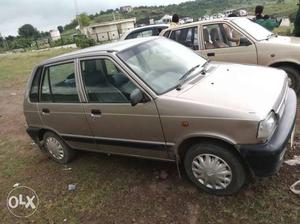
(18, 24), (39, 38)
(294, 3), (300, 36)
(78, 13), (91, 27)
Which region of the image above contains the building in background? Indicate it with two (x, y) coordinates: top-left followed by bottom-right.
(82, 18), (136, 42)
(50, 29), (61, 41)
(120, 6), (133, 13)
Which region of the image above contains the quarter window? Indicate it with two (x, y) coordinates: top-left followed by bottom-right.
(169, 27), (199, 50)
(80, 59), (137, 103)
(41, 62), (79, 103)
(29, 66), (43, 102)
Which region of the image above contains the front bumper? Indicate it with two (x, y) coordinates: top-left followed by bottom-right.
(239, 89), (297, 177)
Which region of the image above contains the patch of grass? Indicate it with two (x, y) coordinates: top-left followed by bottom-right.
(0, 48), (75, 88)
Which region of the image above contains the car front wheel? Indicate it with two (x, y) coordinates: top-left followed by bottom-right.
(43, 131), (75, 164)
(184, 143), (246, 195)
(279, 65), (300, 95)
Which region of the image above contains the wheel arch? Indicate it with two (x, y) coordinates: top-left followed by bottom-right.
(176, 136), (253, 177)
(269, 61), (300, 70)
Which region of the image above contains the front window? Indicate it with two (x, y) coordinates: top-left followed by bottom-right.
(232, 18), (272, 41)
(203, 23), (251, 49)
(80, 58), (137, 103)
(118, 38), (206, 94)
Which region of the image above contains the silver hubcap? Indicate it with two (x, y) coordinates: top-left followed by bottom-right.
(46, 137), (64, 160)
(192, 154), (232, 190)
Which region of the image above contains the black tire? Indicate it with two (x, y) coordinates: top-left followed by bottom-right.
(43, 131), (76, 164)
(183, 142), (246, 195)
(279, 65), (300, 95)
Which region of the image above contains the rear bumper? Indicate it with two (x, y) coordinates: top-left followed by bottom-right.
(239, 89), (297, 177)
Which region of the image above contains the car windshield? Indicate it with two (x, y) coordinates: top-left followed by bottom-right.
(117, 38), (206, 94)
(232, 17), (273, 41)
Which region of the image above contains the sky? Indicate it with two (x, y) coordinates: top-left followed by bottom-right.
(0, 0), (189, 37)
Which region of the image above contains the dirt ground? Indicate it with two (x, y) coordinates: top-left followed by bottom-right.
(0, 50), (299, 223)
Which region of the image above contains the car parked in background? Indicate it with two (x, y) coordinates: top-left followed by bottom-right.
(120, 24), (169, 40)
(160, 17), (300, 94)
(24, 37), (296, 195)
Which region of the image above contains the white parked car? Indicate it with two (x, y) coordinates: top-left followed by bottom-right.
(120, 24), (169, 40)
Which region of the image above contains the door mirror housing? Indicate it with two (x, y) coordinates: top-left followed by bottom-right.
(130, 89), (145, 106)
(240, 37), (252, 46)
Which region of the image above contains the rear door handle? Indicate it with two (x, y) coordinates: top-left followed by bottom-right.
(207, 52), (215, 57)
(42, 108), (50, 114)
(91, 109), (102, 117)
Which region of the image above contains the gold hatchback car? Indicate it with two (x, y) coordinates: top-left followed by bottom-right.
(24, 37), (296, 195)
(160, 17), (300, 94)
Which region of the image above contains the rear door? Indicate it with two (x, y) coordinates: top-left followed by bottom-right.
(78, 57), (170, 160)
(199, 23), (258, 64)
(38, 60), (95, 150)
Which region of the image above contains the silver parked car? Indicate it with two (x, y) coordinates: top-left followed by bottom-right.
(24, 37), (296, 195)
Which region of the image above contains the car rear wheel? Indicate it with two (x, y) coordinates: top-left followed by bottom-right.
(184, 143), (246, 195)
(279, 65), (300, 95)
(43, 131), (75, 164)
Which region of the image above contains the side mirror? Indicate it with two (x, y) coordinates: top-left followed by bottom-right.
(240, 37), (252, 46)
(130, 89), (144, 106)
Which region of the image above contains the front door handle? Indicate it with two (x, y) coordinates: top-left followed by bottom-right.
(42, 108), (50, 114)
(91, 109), (102, 117)
(207, 52), (215, 57)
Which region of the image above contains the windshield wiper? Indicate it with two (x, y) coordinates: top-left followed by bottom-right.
(176, 61), (210, 90)
(200, 59), (211, 75)
(176, 64), (201, 90)
(266, 33), (278, 40)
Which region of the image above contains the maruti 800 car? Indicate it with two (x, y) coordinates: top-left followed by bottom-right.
(24, 37), (296, 195)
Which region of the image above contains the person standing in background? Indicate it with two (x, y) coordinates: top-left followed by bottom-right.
(254, 5), (281, 31)
(294, 0), (300, 37)
(255, 5), (264, 20)
(170, 14), (179, 27)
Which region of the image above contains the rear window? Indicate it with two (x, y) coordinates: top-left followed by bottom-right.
(40, 62), (79, 103)
(29, 66), (43, 102)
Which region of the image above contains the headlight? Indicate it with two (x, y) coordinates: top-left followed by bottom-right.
(257, 112), (277, 140)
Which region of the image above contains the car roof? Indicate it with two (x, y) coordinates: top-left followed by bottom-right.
(41, 36), (159, 65)
(162, 17), (240, 31)
(120, 24), (169, 40)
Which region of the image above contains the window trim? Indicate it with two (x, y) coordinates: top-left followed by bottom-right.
(39, 60), (81, 103)
(77, 55), (152, 105)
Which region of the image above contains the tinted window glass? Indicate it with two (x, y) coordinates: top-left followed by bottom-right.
(29, 66), (43, 102)
(81, 59), (136, 103)
(41, 62), (79, 103)
(125, 32), (138, 40)
(136, 29), (153, 38)
(169, 27), (199, 50)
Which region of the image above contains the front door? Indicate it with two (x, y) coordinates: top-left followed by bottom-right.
(200, 23), (258, 65)
(38, 61), (95, 151)
(79, 57), (169, 160)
